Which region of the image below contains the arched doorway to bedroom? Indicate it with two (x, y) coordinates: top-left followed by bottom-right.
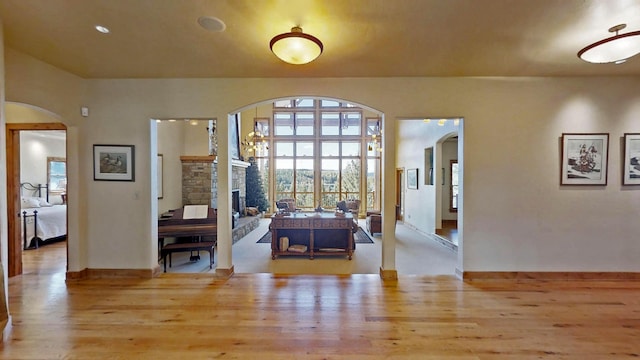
(4, 102), (68, 277)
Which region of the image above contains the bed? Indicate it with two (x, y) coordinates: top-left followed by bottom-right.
(20, 182), (67, 249)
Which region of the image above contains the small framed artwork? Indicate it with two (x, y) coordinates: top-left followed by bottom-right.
(623, 133), (640, 185)
(157, 154), (164, 198)
(407, 168), (418, 189)
(424, 147), (433, 185)
(93, 144), (135, 181)
(560, 133), (608, 185)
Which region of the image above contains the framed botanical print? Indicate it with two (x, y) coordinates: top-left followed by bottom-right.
(560, 133), (608, 185)
(623, 133), (640, 185)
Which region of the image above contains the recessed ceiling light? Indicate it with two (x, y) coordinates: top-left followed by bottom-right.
(95, 25), (110, 34)
(198, 16), (226, 32)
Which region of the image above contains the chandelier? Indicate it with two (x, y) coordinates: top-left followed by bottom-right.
(368, 120), (382, 153)
(242, 122), (268, 158)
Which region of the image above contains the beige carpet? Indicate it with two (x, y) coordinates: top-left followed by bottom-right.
(163, 218), (457, 276)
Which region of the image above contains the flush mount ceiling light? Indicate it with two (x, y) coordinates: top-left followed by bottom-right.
(578, 24), (640, 64)
(95, 25), (110, 34)
(270, 26), (323, 65)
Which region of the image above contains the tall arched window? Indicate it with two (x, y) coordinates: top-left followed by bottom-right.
(251, 98), (381, 216)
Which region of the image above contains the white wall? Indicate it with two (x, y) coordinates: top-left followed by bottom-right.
(3, 47), (640, 275)
(19, 132), (66, 204)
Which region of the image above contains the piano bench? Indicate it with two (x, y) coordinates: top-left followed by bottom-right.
(161, 241), (216, 272)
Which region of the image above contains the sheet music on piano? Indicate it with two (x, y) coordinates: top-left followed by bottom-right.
(182, 205), (209, 219)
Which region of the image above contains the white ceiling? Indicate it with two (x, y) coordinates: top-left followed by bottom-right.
(1, 0), (640, 79)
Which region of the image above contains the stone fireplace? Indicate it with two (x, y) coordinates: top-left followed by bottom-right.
(180, 156), (249, 214)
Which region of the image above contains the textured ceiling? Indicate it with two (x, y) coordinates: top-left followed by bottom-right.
(1, 0), (640, 79)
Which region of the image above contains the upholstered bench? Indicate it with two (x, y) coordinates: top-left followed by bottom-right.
(160, 241), (216, 272)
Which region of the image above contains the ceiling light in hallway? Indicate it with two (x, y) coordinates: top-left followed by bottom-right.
(578, 24), (640, 64)
(270, 26), (323, 65)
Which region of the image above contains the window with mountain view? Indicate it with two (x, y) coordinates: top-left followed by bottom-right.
(252, 98), (381, 213)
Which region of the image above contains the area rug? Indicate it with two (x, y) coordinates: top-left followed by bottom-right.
(257, 226), (374, 244)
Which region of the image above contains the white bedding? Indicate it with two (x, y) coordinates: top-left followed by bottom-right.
(21, 204), (67, 243)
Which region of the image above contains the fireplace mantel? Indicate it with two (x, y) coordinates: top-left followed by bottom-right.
(180, 155), (216, 163)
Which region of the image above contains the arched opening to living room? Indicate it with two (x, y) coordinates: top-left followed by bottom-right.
(153, 96), (458, 276)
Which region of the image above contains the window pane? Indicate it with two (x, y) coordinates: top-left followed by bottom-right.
(342, 142), (360, 157)
(367, 158), (378, 210)
(341, 112), (361, 135)
(295, 113), (314, 135)
(275, 159), (294, 193)
(321, 100), (340, 107)
(296, 193), (314, 209)
(321, 113), (340, 135)
(295, 98), (314, 107)
(341, 159), (360, 195)
(452, 163), (459, 186)
(275, 142), (293, 156)
(274, 100), (293, 108)
(366, 118), (381, 136)
(367, 138), (382, 157)
(274, 113), (294, 135)
(321, 159), (339, 191)
(321, 193), (339, 209)
(321, 142), (339, 157)
(256, 119), (270, 136)
(296, 142), (314, 157)
(296, 159), (314, 207)
(48, 159), (67, 192)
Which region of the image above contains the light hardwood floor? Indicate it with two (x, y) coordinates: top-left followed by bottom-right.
(3, 240), (640, 359)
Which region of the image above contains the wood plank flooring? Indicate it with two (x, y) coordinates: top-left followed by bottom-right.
(3, 241), (640, 359)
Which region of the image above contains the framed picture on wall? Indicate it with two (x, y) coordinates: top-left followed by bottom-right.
(407, 168), (418, 189)
(93, 144), (135, 181)
(623, 133), (640, 185)
(560, 133), (608, 185)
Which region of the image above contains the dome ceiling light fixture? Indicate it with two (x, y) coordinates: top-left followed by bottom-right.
(578, 24), (640, 64)
(270, 26), (323, 65)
